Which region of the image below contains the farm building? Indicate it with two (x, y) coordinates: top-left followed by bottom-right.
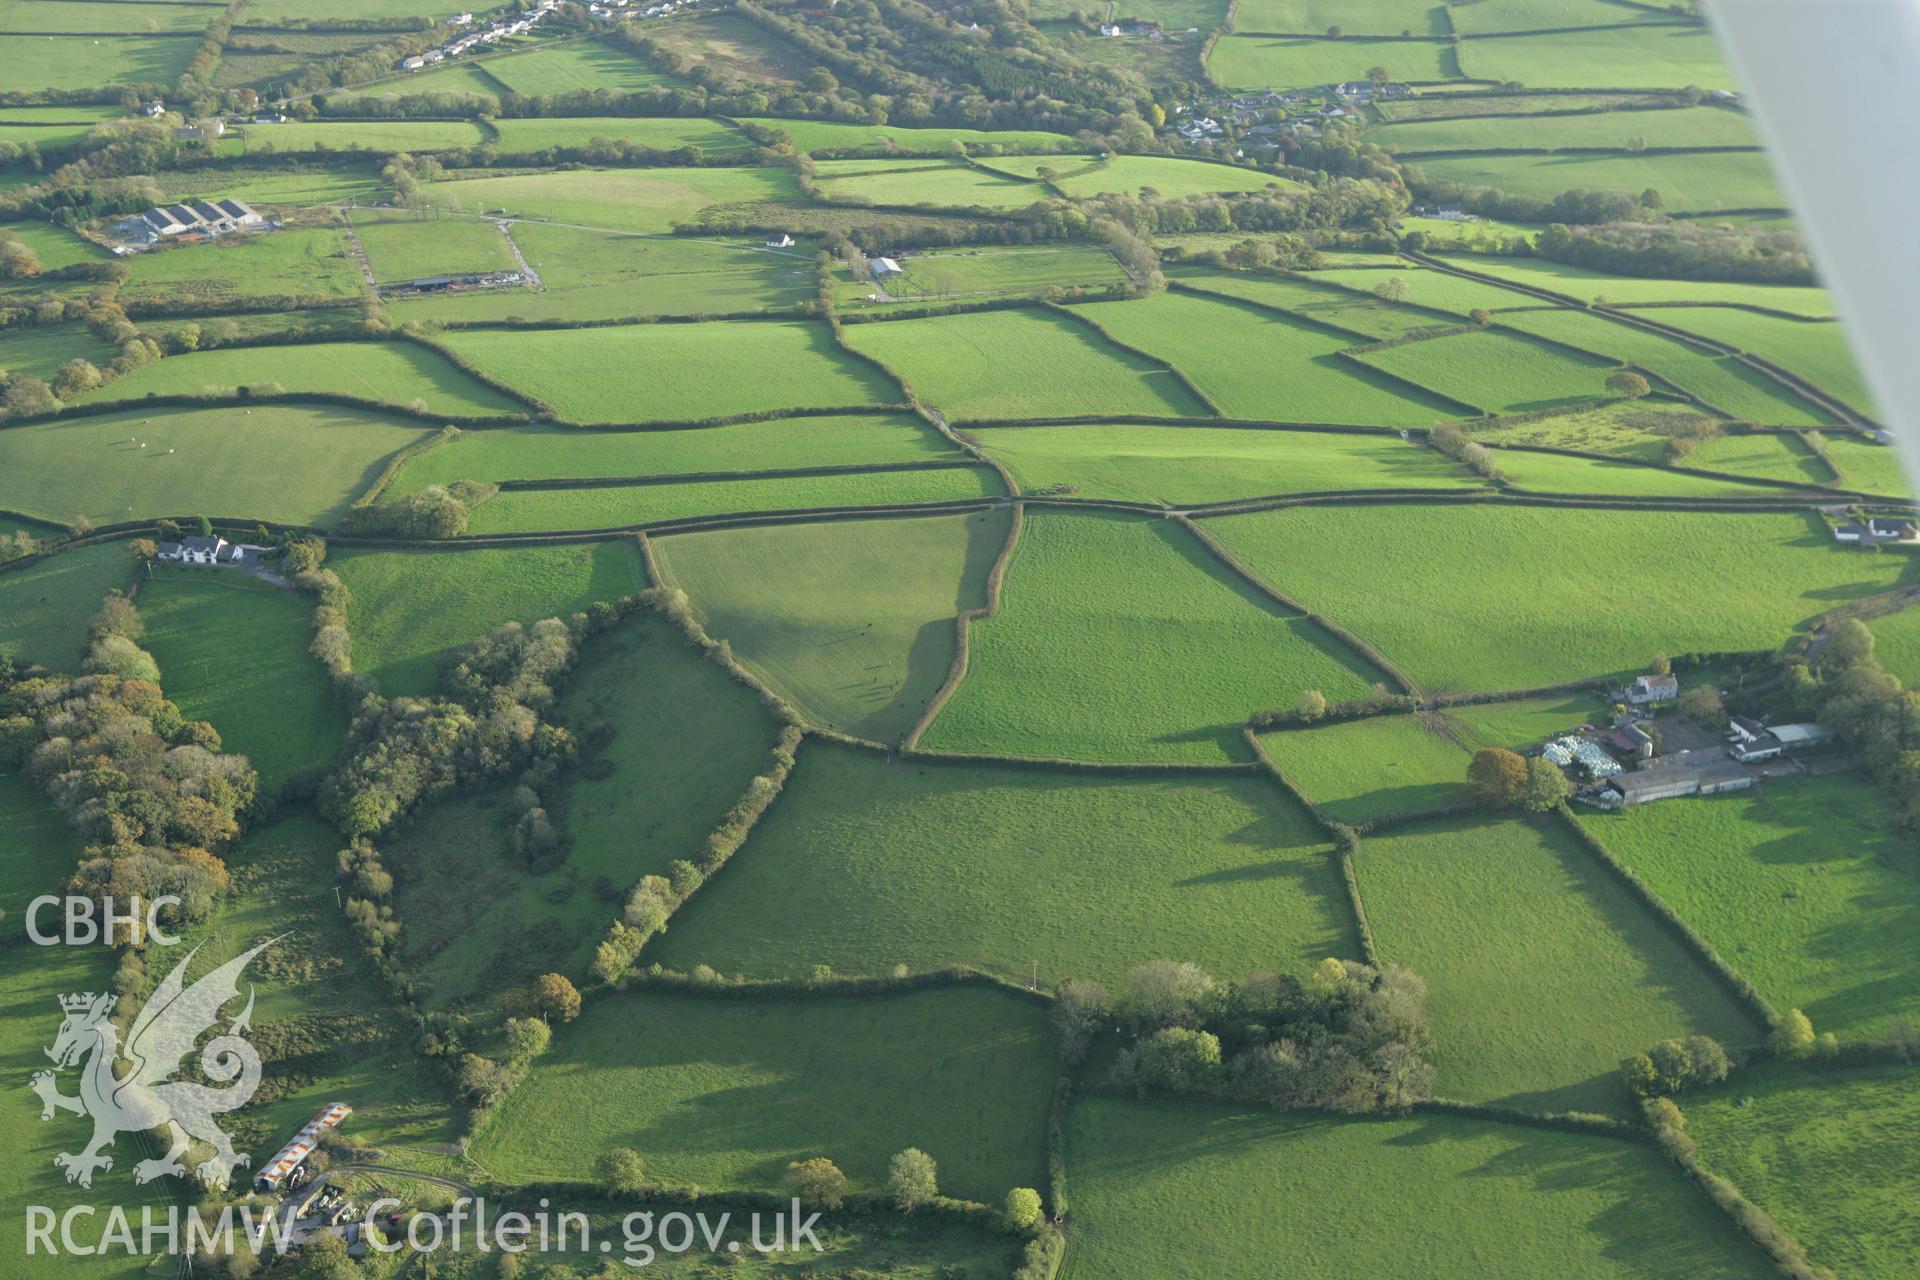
(157, 536), (244, 567)
(1624, 673), (1679, 706)
(1770, 722), (1833, 750)
(253, 1102), (353, 1192)
(1833, 517), (1919, 544)
(1607, 723), (1656, 760)
(766, 233), (795, 248)
(1729, 715), (1783, 763)
(870, 257), (904, 278)
(115, 198), (264, 246)
(1606, 755), (1755, 806)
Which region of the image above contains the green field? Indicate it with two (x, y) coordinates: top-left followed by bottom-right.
(2, 2), (211, 33)
(1434, 254), (1838, 315)
(654, 745), (1356, 986)
(0, 403), (429, 526)
(1207, 504), (1911, 691)
(840, 308), (1212, 420)
(738, 116), (1074, 153)
(654, 509), (1007, 743)
(469, 985), (1055, 1204)
(392, 413), (955, 492)
(1209, 35), (1459, 89)
(0, 220), (109, 271)
(0, 33), (197, 91)
(1230, 0), (1446, 35)
(1688, 431), (1834, 485)
(0, 321), (119, 382)
(1480, 400), (1732, 463)
(80, 340), (520, 417)
(1305, 263), (1542, 315)
(121, 227), (364, 303)
(1493, 309), (1830, 424)
(1349, 327), (1618, 414)
(1260, 693), (1603, 822)
(419, 165), (800, 232)
(332, 61), (503, 104)
(971, 423), (1478, 502)
(1375, 105), (1758, 153)
(1062, 1096), (1774, 1280)
(1355, 814), (1759, 1112)
(1447, 0), (1694, 31)
(1074, 292), (1469, 424)
(814, 158), (1048, 210)
(441, 319), (897, 422)
(1489, 447), (1809, 498)
(1048, 155), (1303, 200)
(1583, 774), (1920, 1040)
(1823, 434), (1912, 498)
(1686, 1064), (1920, 1279)
(351, 211), (519, 281)
(331, 541), (642, 697)
(238, 119), (489, 154)
(488, 115), (749, 154)
(464, 465), (1000, 534)
(1171, 271), (1452, 340)
(480, 39), (676, 96)
(0, 541), (132, 671)
(921, 510), (1384, 762)
(1411, 150), (1785, 215)
(1870, 605), (1920, 687)
(170, 165), (387, 208)
(137, 571), (344, 790)
(1458, 25), (1735, 90)
(1645, 307), (1880, 417)
(884, 246), (1127, 298)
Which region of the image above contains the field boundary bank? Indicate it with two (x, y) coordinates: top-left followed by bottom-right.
(493, 459), (985, 491)
(1243, 726), (1380, 968)
(902, 498), (1023, 750)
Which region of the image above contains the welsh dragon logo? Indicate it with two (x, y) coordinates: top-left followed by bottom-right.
(30, 939), (275, 1188)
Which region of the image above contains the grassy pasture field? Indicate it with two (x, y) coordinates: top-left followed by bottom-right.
(350, 211), (519, 281)
(0, 541), (131, 671)
(1445, 0), (1694, 31)
(121, 227), (364, 303)
(0, 33), (197, 91)
(168, 164), (387, 208)
(885, 245), (1126, 298)
(1410, 150), (1785, 215)
(1645, 307), (1880, 417)
(1304, 263), (1540, 315)
(1229, 0), (1447, 35)
(480, 39), (678, 96)
(969, 423), (1479, 503)
(0, 403), (429, 526)
(812, 159), (1048, 210)
(1870, 606), (1920, 687)
(487, 115), (749, 153)
(653, 745), (1357, 987)
(1492, 308), (1830, 424)
(137, 571), (344, 790)
(1208, 35), (1459, 89)
(1488, 446), (1815, 498)
(840, 307), (1212, 420)
(1073, 292), (1469, 424)
(737, 116), (1074, 153)
(389, 624), (782, 1003)
(1686, 1064), (1920, 1279)
(1583, 774), (1920, 1040)
(1686, 431), (1834, 486)
(1348, 327), (1618, 414)
(1374, 105), (1759, 153)
(392, 413), (956, 491)
(80, 339), (521, 416)
(1061, 1096), (1774, 1280)
(1823, 434), (1912, 498)
(920, 511), (1385, 763)
(653, 510), (1007, 743)
(1046, 155), (1303, 200)
(464, 465), (1001, 534)
(1259, 693), (1603, 822)
(1457, 25), (1736, 90)
(1171, 270), (1451, 339)
(418, 165), (800, 232)
(0, 321), (118, 381)
(1, 219), (108, 271)
(246, 0), (475, 18)
(1206, 504), (1916, 691)
(331, 541), (642, 697)
(1434, 254), (1839, 315)
(469, 986), (1055, 1204)
(441, 318), (896, 422)
(331, 61), (503, 104)
(1354, 814), (1760, 1113)
(238, 120), (489, 154)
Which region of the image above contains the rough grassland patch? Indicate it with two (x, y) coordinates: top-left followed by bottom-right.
(469, 986), (1055, 1204)
(1062, 1096), (1774, 1280)
(0, 404), (431, 527)
(441, 320), (897, 423)
(121, 226), (363, 302)
(653, 509), (1008, 744)
(921, 511), (1385, 763)
(1205, 505), (1915, 691)
(653, 744), (1356, 987)
(138, 572), (345, 791)
(331, 541), (642, 698)
(1583, 774), (1920, 1040)
(1353, 815), (1761, 1113)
